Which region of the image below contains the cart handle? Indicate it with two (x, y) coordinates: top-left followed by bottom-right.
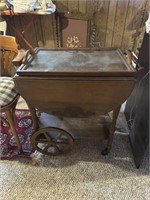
(22, 49), (36, 65)
(124, 49), (143, 71)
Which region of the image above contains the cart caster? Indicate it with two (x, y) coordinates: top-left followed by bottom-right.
(101, 147), (111, 155)
(31, 127), (74, 156)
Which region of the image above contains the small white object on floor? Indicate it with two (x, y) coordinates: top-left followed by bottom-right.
(30, 150), (45, 166)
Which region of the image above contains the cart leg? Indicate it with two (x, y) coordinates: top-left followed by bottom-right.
(101, 105), (121, 155)
(27, 103), (39, 130)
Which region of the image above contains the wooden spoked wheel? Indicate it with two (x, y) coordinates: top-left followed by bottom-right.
(31, 127), (74, 156)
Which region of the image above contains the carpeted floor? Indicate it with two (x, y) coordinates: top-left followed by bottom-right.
(0, 134), (149, 200)
(0, 97), (149, 200)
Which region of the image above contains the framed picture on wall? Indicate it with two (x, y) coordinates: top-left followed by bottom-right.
(60, 17), (88, 48)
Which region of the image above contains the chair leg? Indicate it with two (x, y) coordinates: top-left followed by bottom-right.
(5, 109), (22, 151)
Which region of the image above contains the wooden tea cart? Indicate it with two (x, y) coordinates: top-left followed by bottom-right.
(14, 48), (138, 155)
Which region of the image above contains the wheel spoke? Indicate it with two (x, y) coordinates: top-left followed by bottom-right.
(43, 132), (52, 141)
(43, 144), (50, 154)
(35, 140), (49, 144)
(55, 140), (69, 145)
(53, 133), (62, 142)
(53, 144), (60, 153)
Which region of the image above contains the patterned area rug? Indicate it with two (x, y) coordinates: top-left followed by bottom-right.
(0, 109), (35, 159)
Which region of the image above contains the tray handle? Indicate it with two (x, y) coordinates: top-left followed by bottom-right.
(22, 49), (36, 65)
(124, 49), (143, 71)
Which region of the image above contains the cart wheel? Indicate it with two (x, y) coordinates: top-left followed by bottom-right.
(31, 127), (74, 156)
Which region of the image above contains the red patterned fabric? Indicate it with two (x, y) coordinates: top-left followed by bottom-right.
(0, 109), (36, 159)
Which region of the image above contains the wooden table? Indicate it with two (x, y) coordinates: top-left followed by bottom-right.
(1, 7), (56, 52)
(14, 48), (137, 156)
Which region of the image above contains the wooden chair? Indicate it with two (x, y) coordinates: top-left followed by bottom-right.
(0, 35), (26, 151)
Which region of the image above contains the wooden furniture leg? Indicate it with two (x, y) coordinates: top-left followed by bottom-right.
(101, 105), (121, 155)
(27, 103), (39, 130)
(5, 109), (22, 150)
(1, 94), (22, 151)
